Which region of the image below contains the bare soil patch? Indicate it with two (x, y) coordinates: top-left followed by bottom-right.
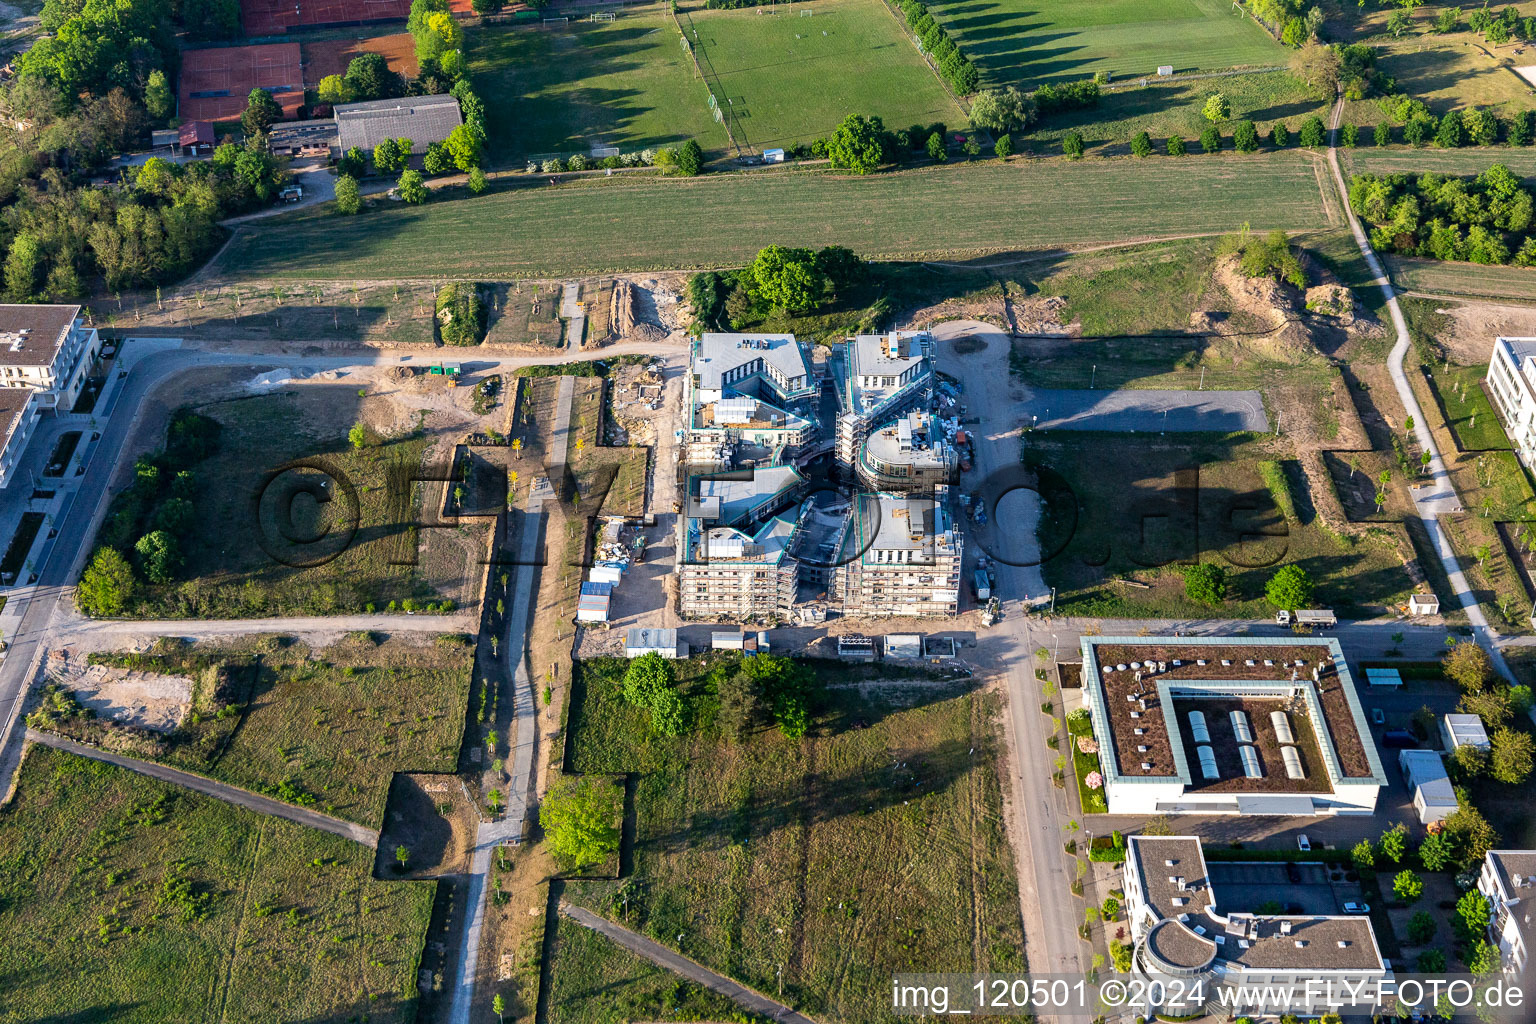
(43, 648), (192, 733)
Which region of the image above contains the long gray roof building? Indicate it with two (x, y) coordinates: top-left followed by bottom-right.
(333, 94), (463, 154)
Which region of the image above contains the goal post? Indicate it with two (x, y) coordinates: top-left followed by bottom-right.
(590, 10), (616, 21)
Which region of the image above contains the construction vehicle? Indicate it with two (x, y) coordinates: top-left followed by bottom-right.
(980, 596), (1001, 626)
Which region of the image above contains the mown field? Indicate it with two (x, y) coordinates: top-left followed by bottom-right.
(1341, 147), (1536, 180)
(682, 0), (967, 154)
(926, 0), (1282, 88)
(1385, 255), (1536, 302)
(561, 656), (1023, 1022)
(0, 745), (434, 1024)
(212, 153), (1336, 281)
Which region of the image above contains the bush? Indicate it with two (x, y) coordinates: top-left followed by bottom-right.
(1130, 131), (1153, 157)
(1062, 130), (1084, 159)
(994, 134), (1013, 159)
(334, 174), (361, 215)
(1266, 563), (1314, 611)
(77, 548), (135, 616)
(674, 138), (704, 176)
(1200, 124), (1221, 153)
(1182, 563), (1227, 605)
(1374, 122), (1391, 146)
(1340, 122), (1358, 147)
(435, 282), (487, 346)
(1298, 115), (1326, 148)
(1233, 120), (1260, 152)
(1271, 122), (1289, 147)
(1166, 135), (1185, 156)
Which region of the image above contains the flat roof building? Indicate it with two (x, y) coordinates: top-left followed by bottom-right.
(834, 331), (935, 469)
(1079, 635), (1387, 816)
(0, 305), (100, 488)
(1400, 749), (1458, 824)
(1486, 337), (1536, 468)
(625, 628), (682, 659)
(1442, 712), (1491, 752)
(684, 333), (818, 464)
(831, 491), (962, 618)
(1479, 849), (1536, 976)
(856, 409), (958, 493)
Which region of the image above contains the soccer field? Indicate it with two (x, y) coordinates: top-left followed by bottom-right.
(209, 153), (1335, 281)
(682, 0), (967, 153)
(927, 0), (1283, 88)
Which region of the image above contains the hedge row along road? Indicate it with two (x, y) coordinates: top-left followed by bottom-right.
(210, 153), (1339, 281)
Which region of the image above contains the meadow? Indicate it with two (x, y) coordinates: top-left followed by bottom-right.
(211, 153), (1336, 281)
(681, 0), (967, 154)
(925, 0), (1282, 88)
(562, 656), (1024, 1021)
(0, 745), (434, 1023)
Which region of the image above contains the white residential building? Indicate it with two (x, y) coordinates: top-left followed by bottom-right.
(1124, 836), (1389, 1018)
(1479, 850), (1536, 976)
(855, 409), (958, 493)
(0, 305), (101, 489)
(834, 331), (935, 468)
(1486, 337), (1536, 466)
(683, 333), (818, 463)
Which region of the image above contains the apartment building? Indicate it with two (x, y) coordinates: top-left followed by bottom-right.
(833, 331), (934, 469)
(1478, 849), (1536, 975)
(683, 333), (818, 464)
(855, 409), (958, 492)
(0, 305), (101, 489)
(1487, 337), (1536, 467)
(831, 491), (962, 617)
(677, 465), (804, 620)
(1124, 836), (1389, 1018)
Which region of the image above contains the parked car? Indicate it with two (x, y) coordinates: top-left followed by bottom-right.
(1342, 901), (1371, 915)
(1381, 729), (1419, 748)
(1371, 708), (1386, 726)
(1297, 834), (1311, 851)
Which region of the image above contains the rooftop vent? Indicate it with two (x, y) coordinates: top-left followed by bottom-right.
(1280, 921), (1293, 935)
(1295, 940), (1308, 948)
(1337, 940), (1351, 948)
(1141, 762), (1153, 772)
(1165, 859), (1177, 867)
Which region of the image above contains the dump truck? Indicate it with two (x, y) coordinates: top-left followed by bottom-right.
(1275, 609), (1337, 627)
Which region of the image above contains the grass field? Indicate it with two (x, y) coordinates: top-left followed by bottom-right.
(1342, 146), (1536, 180)
(681, 0), (967, 154)
(1338, 36), (1534, 123)
(926, 0), (1282, 88)
(1024, 434), (1415, 618)
(469, 7), (726, 162)
(1386, 255), (1536, 302)
(212, 153), (1335, 281)
(107, 389), (451, 619)
(562, 656), (1023, 1021)
(0, 745), (434, 1024)
(1026, 70), (1331, 154)
(485, 282), (565, 347)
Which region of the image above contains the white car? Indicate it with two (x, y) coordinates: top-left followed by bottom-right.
(1296, 834), (1311, 851)
(1342, 901), (1371, 915)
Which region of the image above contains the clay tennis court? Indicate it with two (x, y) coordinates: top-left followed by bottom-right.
(241, 0), (412, 36)
(179, 43), (306, 122)
(300, 32), (419, 85)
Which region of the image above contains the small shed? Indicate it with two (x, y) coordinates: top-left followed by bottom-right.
(763, 148), (785, 163)
(1400, 749), (1458, 824)
(837, 634), (876, 661)
(1441, 713), (1491, 753)
(576, 581), (612, 623)
(589, 564), (623, 585)
(1408, 592), (1440, 616)
(712, 630), (746, 651)
(178, 120), (215, 156)
(151, 128), (179, 150)
(624, 628), (682, 659)
(884, 634), (921, 660)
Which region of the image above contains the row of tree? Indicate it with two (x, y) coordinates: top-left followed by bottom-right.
(1350, 165), (1536, 266)
(897, 0), (980, 96)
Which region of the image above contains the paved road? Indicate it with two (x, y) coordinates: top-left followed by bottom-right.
(1324, 96), (1513, 683)
(53, 610), (478, 638)
(560, 903), (818, 1024)
(26, 729), (379, 845)
(1028, 386), (1269, 433)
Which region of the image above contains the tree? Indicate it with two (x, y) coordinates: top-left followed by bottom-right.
(473, 0), (505, 13)
(994, 133), (1013, 159)
(145, 69), (173, 122)
(343, 52), (401, 102)
(1166, 135), (1186, 156)
(749, 245), (828, 312)
(373, 137), (404, 173)
(1467, 107), (1500, 146)
(1445, 641), (1494, 692)
(1453, 741), (1489, 777)
(1393, 869), (1424, 903)
(395, 844), (409, 869)
(1182, 563), (1227, 605)
(397, 169), (428, 204)
(1417, 948), (1447, 972)
(1437, 6), (1461, 32)
(1459, 888), (1492, 935)
(1265, 564), (1314, 611)
(337, 145), (367, 178)
(1062, 130), (1085, 159)
(926, 131), (947, 162)
(717, 669), (763, 742)
(1490, 726), (1534, 784)
(1202, 92), (1231, 122)
(1290, 43), (1342, 96)
(1271, 122), (1290, 147)
(1299, 115), (1326, 149)
(424, 141), (452, 176)
(1200, 124), (1222, 153)
(1387, 8), (1412, 36)
(1404, 115), (1433, 146)
(827, 114), (886, 174)
(1109, 939), (1132, 972)
(969, 86), (1035, 133)
(1351, 838), (1375, 869)
(468, 166), (488, 194)
(445, 123), (483, 172)
(1445, 805), (1500, 869)
(1436, 109), (1466, 147)
(1375, 121), (1392, 146)
(77, 547), (135, 616)
(1461, 686), (1512, 725)
(675, 138), (703, 176)
(538, 776), (620, 870)
(134, 531), (180, 584)
(1341, 122), (1358, 147)
(349, 423), (367, 449)
(1130, 131), (1153, 157)
(492, 992), (506, 1023)
(1233, 120), (1260, 152)
(1468, 938), (1501, 974)
(241, 88), (281, 136)
(1406, 909), (1437, 945)
(317, 74), (350, 106)
(1510, 684), (1534, 715)
(334, 174), (361, 215)
(1380, 821), (1408, 863)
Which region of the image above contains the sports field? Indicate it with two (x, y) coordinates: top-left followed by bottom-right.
(926, 0), (1282, 88)
(681, 0), (967, 153)
(212, 153), (1336, 280)
(469, 7), (727, 162)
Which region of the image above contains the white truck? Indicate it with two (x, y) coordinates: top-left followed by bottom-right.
(1275, 609), (1337, 627)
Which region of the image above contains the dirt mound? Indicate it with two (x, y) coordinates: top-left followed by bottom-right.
(1013, 294), (1072, 336)
(612, 280), (665, 342)
(1213, 255), (1316, 359)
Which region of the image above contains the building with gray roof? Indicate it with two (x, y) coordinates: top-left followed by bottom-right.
(333, 94), (463, 155)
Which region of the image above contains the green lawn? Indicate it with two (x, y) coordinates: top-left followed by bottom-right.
(561, 656), (1023, 1021)
(1422, 361), (1510, 452)
(212, 152), (1334, 281)
(926, 0), (1282, 88)
(1385, 254), (1536, 302)
(681, 0), (967, 154)
(1024, 434), (1416, 618)
(469, 8), (727, 163)
(0, 745), (434, 1024)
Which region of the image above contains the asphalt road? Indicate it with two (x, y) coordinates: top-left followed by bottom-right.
(27, 729), (379, 845)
